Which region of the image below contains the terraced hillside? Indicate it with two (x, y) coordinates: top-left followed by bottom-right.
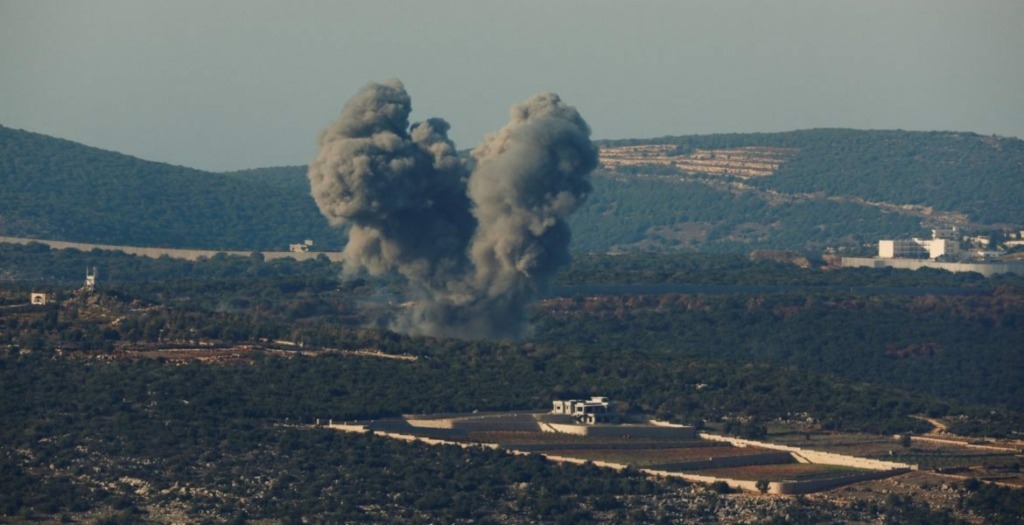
(600, 144), (797, 178)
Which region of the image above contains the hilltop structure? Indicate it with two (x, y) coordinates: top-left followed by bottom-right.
(551, 396), (615, 425)
(842, 229), (1024, 276)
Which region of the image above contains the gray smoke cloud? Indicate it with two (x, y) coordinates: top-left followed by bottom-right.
(309, 79), (596, 339)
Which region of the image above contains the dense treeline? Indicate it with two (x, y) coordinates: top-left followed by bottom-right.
(534, 292), (1024, 420)
(0, 292), (963, 435)
(551, 252), (1024, 420)
(962, 479), (1024, 525)
(3, 242), (1022, 430)
(4, 248), (1023, 436)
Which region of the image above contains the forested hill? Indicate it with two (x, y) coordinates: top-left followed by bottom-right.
(0, 125), (338, 250)
(1, 125), (1021, 253)
(577, 129), (1023, 252)
(601, 129), (1024, 224)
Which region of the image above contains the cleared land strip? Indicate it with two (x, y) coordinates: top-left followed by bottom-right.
(600, 145), (797, 178)
(0, 235), (344, 262)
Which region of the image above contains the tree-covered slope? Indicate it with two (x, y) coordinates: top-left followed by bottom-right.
(567, 175), (925, 253)
(764, 129), (1024, 224)
(602, 128), (1024, 225)
(0, 125), (338, 250)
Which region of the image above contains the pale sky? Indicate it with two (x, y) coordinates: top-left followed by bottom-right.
(1, 0), (1021, 172)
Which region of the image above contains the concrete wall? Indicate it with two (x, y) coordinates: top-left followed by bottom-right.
(506, 441), (723, 453)
(842, 256), (1024, 277)
(404, 412), (544, 432)
(910, 435), (1020, 453)
(651, 451), (795, 472)
(699, 433), (915, 471)
(641, 470), (764, 493)
(0, 235), (344, 263)
(771, 468), (910, 495)
(403, 418), (455, 429)
(541, 421), (697, 439)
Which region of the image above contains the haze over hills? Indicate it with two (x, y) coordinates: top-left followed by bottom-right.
(1, 125), (1021, 254)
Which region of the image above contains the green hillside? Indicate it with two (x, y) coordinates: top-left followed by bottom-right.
(568, 175), (926, 253)
(603, 129), (1023, 223)
(1, 126), (1020, 253)
(0, 125), (338, 250)
(589, 129), (1022, 252)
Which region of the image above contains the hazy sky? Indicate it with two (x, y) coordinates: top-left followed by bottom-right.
(1, 0), (1021, 172)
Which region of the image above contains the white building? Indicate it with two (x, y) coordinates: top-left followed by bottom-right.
(551, 396), (613, 425)
(289, 240), (314, 253)
(84, 267), (97, 291)
(878, 229), (961, 261)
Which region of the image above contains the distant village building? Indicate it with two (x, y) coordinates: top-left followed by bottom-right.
(289, 240), (315, 253)
(30, 292), (50, 305)
(878, 229), (961, 261)
(1005, 230), (1024, 248)
(843, 227), (1024, 276)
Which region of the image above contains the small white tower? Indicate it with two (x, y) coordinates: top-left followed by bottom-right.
(84, 267), (97, 291)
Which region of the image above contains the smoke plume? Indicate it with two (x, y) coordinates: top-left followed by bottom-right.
(309, 80), (596, 339)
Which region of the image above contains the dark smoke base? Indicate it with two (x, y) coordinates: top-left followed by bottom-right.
(308, 80), (596, 339)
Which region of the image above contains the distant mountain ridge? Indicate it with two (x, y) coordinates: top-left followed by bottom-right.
(1, 125), (1020, 253)
(0, 125), (338, 251)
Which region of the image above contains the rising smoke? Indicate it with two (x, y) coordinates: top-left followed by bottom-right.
(308, 79), (596, 339)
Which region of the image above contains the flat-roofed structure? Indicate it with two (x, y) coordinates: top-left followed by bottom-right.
(552, 396), (613, 425)
(879, 230), (961, 261)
